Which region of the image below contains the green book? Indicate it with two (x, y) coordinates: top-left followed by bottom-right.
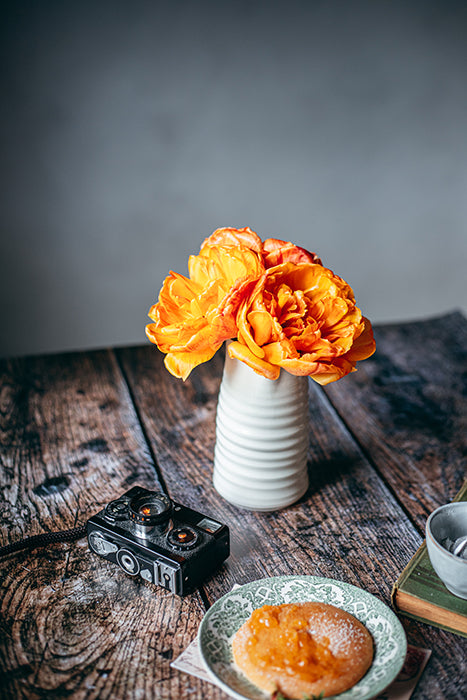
(391, 480), (467, 638)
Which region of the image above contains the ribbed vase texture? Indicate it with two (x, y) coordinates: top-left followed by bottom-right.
(213, 346), (310, 511)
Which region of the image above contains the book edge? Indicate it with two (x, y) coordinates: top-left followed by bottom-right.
(391, 478), (467, 635)
(393, 588), (467, 637)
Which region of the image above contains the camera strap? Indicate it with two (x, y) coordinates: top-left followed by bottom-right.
(0, 525), (87, 558)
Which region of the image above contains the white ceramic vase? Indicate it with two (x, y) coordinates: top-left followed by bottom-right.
(213, 344), (310, 511)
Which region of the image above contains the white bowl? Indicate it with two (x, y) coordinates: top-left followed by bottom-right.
(426, 502), (467, 599)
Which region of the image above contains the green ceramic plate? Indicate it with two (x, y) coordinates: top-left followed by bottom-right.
(198, 576), (407, 700)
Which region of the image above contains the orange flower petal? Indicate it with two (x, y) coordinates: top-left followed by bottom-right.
(278, 356), (353, 383)
(344, 317), (376, 362)
(210, 278), (256, 339)
(164, 346), (220, 381)
(247, 309), (275, 346)
(227, 341), (280, 380)
(262, 238), (322, 268)
(201, 227), (263, 253)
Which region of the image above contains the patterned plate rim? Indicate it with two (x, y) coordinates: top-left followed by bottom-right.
(198, 575), (407, 700)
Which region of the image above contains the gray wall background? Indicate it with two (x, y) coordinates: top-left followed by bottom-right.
(1, 0), (466, 359)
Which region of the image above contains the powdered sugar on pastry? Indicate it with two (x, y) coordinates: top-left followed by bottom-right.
(232, 601), (374, 699)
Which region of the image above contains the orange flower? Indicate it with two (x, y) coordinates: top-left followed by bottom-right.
(202, 227), (322, 268)
(201, 226), (263, 253)
(146, 241), (264, 379)
(228, 261), (376, 384)
(146, 227), (375, 383)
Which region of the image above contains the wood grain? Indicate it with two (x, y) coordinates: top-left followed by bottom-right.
(324, 311), (467, 531)
(0, 350), (213, 699)
(118, 344), (420, 590)
(1, 314), (466, 700)
(118, 330), (467, 700)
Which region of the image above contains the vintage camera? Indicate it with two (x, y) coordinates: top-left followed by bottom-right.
(87, 486), (230, 596)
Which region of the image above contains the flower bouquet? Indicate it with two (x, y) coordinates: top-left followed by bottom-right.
(146, 226), (375, 383)
(146, 227), (376, 510)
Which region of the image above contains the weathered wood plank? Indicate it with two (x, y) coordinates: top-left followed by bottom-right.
(117, 345), (418, 593)
(118, 328), (466, 700)
(2, 311), (465, 700)
(0, 351), (159, 528)
(0, 350), (216, 700)
(324, 311), (467, 531)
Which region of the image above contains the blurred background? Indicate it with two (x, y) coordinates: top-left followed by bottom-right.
(1, 0), (466, 358)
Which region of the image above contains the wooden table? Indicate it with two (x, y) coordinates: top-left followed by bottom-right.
(1, 311), (466, 699)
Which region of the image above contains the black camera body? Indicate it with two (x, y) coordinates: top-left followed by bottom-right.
(86, 486), (230, 596)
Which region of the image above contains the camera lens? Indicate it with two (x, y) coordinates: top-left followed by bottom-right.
(104, 499), (129, 521)
(129, 492), (172, 526)
(167, 526), (199, 550)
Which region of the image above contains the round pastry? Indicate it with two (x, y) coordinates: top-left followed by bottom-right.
(232, 601), (374, 699)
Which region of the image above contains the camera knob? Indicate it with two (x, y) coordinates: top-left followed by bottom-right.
(104, 499), (129, 521)
(167, 526), (199, 550)
(116, 549), (140, 576)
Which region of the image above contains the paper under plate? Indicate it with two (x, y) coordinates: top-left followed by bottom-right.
(198, 576), (407, 700)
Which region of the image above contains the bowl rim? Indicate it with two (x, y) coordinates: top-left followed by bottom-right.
(426, 502), (467, 562)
